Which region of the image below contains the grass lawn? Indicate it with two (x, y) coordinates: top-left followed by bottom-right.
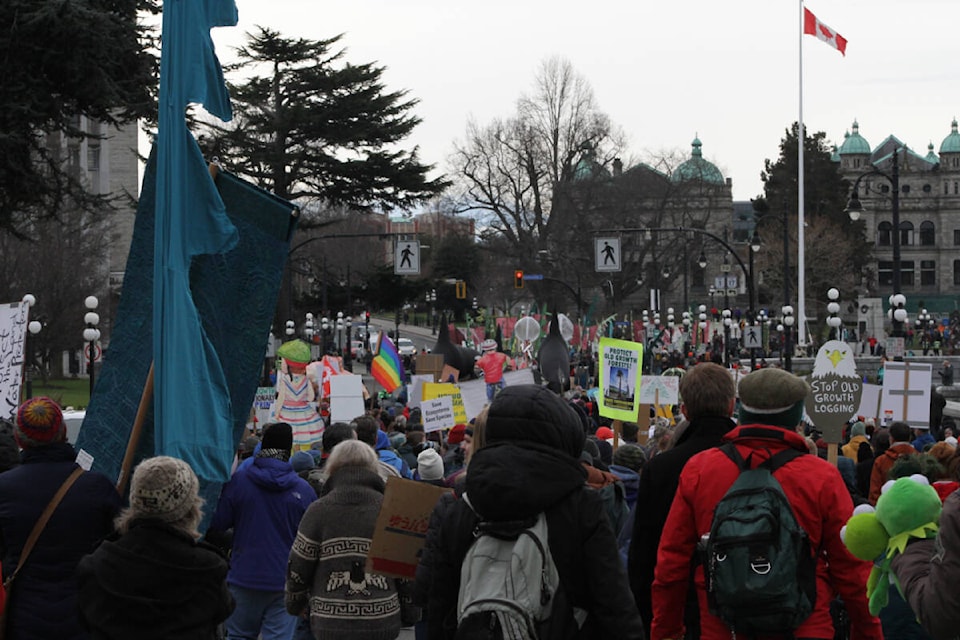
(31, 378), (91, 409)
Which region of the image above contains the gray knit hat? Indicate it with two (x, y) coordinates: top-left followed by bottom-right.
(613, 444), (648, 472)
(738, 368), (810, 429)
(129, 456), (200, 523)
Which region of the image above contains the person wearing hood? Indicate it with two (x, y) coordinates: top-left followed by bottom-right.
(0, 397), (122, 640)
(842, 421), (869, 460)
(427, 385), (644, 639)
(208, 422), (315, 640)
(77, 456), (234, 639)
(628, 362), (736, 640)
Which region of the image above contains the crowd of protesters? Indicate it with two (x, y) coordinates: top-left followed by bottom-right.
(1, 357), (960, 640)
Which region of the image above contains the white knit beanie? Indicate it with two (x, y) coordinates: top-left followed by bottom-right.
(417, 448), (444, 481)
(129, 456), (200, 523)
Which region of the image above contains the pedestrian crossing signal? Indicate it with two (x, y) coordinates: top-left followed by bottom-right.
(455, 280), (467, 299)
(514, 270), (524, 288)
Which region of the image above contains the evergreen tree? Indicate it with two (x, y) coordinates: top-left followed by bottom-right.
(0, 0), (157, 236)
(198, 28), (447, 218)
(752, 123), (870, 315)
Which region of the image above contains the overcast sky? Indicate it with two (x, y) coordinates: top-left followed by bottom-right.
(209, 0), (960, 203)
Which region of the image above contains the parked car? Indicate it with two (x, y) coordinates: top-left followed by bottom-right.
(397, 337), (417, 357)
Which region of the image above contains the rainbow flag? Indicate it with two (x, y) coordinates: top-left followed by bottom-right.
(371, 334), (405, 393)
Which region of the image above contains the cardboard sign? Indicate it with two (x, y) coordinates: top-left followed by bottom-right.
(422, 382), (467, 424)
(329, 374), (365, 423)
(416, 354), (444, 382)
(597, 337), (644, 422)
(803, 340), (863, 443)
(422, 396), (456, 432)
(503, 368), (536, 386)
(367, 477), (451, 578)
(458, 378), (488, 422)
(856, 383), (883, 422)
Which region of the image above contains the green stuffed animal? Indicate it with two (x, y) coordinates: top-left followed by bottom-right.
(842, 475), (942, 616)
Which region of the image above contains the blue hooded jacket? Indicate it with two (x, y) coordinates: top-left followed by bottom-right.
(376, 430), (412, 478)
(208, 456), (314, 591)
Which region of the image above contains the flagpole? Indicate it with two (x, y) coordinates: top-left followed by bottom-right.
(797, 0), (807, 351)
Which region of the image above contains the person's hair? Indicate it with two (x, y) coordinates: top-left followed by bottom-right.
(325, 439), (379, 477)
(928, 441), (955, 468)
(352, 415), (381, 446)
(679, 363), (735, 419)
(405, 431), (425, 448)
(890, 421), (912, 443)
(621, 422), (639, 442)
(322, 422), (357, 454)
(467, 406), (490, 466)
(873, 428), (891, 455)
(889, 453), (946, 483)
(857, 440), (874, 463)
(664, 419), (689, 451)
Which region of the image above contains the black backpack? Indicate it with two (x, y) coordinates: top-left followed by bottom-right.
(700, 442), (817, 636)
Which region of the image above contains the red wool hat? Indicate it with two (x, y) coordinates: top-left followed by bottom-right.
(447, 424), (467, 445)
(595, 426), (615, 441)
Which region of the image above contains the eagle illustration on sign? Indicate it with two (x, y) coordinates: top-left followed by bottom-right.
(803, 340), (862, 443)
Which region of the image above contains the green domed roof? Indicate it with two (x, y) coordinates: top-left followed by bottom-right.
(573, 145), (610, 181)
(672, 136), (724, 184)
(838, 120), (871, 155)
(940, 119), (960, 153)
(925, 142), (940, 164)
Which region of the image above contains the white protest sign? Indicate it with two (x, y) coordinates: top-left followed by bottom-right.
(329, 374), (366, 423)
(0, 301), (29, 419)
(503, 368), (536, 386)
(422, 396), (456, 433)
(458, 378), (488, 422)
(881, 361), (932, 428)
(639, 376), (679, 406)
(856, 383), (883, 422)
(407, 374), (434, 409)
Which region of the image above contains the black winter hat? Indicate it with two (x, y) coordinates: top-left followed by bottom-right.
(486, 385), (585, 459)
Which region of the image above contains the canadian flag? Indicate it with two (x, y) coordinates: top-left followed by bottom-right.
(803, 7), (847, 56)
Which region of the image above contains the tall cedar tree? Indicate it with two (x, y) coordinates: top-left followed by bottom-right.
(752, 123), (869, 314)
(199, 28), (447, 217)
(0, 0), (157, 237)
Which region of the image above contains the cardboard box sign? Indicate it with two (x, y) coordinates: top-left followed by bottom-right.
(367, 477), (451, 579)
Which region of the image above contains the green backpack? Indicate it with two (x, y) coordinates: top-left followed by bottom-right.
(701, 443), (817, 636)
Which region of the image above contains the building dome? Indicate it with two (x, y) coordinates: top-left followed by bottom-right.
(939, 118), (960, 153)
(925, 142), (940, 164)
(838, 120), (871, 155)
(672, 137), (724, 184)
(572, 144), (610, 181)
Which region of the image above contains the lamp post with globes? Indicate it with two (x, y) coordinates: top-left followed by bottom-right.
(22, 294), (40, 400)
(83, 296), (101, 401)
(722, 309), (732, 367)
(826, 288), (842, 341)
(781, 305), (795, 372)
(888, 293), (908, 358)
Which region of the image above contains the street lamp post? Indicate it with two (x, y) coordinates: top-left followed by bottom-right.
(22, 294), (40, 400)
(345, 316), (353, 372)
(846, 146), (903, 332)
(321, 316), (330, 354)
(781, 305), (795, 372)
(827, 288), (842, 341)
(336, 311), (344, 356)
(722, 308), (732, 367)
(83, 295), (100, 402)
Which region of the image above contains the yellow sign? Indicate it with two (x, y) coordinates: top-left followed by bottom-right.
(455, 280), (467, 299)
(597, 337), (644, 422)
(422, 382), (468, 424)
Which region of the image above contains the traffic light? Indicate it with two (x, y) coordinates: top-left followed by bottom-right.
(514, 270), (524, 288)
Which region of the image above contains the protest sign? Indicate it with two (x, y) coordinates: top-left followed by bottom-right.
(422, 382), (467, 424)
(367, 477), (451, 578)
(329, 374), (365, 423)
(804, 340), (863, 443)
(881, 361), (932, 428)
(422, 395), (456, 432)
(597, 337), (644, 422)
(0, 301), (28, 419)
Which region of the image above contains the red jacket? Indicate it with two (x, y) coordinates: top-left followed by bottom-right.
(651, 424), (882, 640)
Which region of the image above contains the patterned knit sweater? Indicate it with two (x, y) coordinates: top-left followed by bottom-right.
(285, 466), (401, 640)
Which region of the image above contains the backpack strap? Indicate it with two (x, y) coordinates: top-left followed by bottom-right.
(720, 442), (806, 473)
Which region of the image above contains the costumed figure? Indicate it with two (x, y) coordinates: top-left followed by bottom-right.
(475, 339), (510, 402)
(273, 339), (324, 450)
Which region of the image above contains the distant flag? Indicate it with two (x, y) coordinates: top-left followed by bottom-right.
(803, 7), (847, 56)
(371, 334), (405, 393)
(153, 0), (239, 482)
